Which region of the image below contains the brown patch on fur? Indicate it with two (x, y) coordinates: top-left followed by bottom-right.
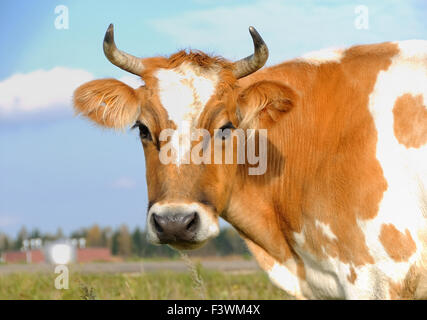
(389, 264), (420, 299)
(379, 224), (417, 262)
(244, 237), (275, 271)
(141, 50), (233, 86)
(347, 266), (357, 284)
(393, 93), (427, 148)
(295, 254), (306, 280)
(151, 50), (231, 70)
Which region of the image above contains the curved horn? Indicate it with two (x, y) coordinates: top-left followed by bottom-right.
(232, 26), (269, 79)
(103, 24), (145, 76)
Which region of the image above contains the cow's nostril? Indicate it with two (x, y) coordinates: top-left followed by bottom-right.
(185, 212), (199, 232)
(152, 213), (164, 233)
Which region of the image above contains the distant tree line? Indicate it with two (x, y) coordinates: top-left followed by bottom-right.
(0, 225), (249, 258)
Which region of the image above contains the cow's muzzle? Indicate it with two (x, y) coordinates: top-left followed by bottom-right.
(152, 211), (199, 243)
(146, 202), (219, 249)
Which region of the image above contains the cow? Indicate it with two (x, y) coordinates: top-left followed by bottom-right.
(73, 24), (427, 299)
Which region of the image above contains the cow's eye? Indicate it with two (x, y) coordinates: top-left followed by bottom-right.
(132, 121), (152, 141)
(219, 122), (235, 131)
(217, 121), (235, 140)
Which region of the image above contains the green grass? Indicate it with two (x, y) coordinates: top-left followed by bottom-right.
(0, 269), (292, 300)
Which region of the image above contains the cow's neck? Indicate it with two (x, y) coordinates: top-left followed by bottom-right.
(225, 62), (324, 264)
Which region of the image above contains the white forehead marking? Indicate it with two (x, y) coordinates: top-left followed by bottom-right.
(155, 62), (218, 126)
(155, 62), (219, 166)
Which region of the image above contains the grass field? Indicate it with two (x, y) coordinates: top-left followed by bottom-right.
(0, 267), (292, 300)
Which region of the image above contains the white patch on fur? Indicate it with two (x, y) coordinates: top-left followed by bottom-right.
(292, 230), (349, 299)
(298, 47), (344, 65)
(315, 220), (337, 241)
(293, 228), (393, 299)
(267, 261), (305, 299)
(155, 63), (218, 166)
(361, 39), (427, 293)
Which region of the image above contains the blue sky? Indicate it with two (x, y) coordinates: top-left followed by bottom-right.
(1, 0), (426, 236)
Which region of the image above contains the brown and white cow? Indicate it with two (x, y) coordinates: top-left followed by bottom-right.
(74, 24), (427, 299)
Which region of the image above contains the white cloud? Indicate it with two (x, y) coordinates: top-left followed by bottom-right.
(0, 67), (94, 119)
(0, 67), (146, 122)
(149, 0), (426, 65)
(111, 177), (137, 189)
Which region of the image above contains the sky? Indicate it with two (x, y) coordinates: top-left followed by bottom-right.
(1, 0), (426, 236)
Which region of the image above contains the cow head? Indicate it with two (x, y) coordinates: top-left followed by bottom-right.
(74, 24), (296, 250)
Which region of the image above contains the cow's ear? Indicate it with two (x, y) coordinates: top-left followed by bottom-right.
(236, 80), (296, 129)
(73, 79), (141, 129)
